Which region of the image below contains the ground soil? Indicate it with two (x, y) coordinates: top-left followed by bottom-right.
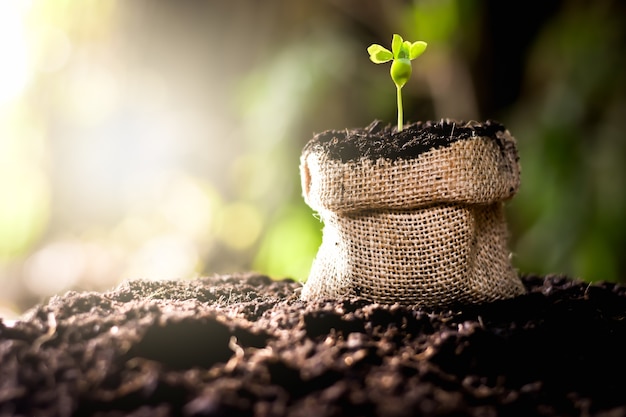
(304, 119), (511, 162)
(1, 274), (625, 417)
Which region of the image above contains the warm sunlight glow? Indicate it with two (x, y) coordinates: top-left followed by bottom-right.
(0, 2), (30, 104)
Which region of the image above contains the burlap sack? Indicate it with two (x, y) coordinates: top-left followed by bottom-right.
(300, 120), (526, 307)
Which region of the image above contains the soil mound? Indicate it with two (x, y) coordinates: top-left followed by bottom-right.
(1, 274), (625, 416)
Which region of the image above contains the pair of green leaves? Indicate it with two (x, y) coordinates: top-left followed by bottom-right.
(368, 34), (427, 88)
(367, 34), (427, 131)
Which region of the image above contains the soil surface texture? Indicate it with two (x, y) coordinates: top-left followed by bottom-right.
(304, 119), (510, 163)
(1, 274), (625, 417)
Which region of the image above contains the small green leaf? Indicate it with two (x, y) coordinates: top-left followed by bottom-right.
(409, 41), (428, 60)
(367, 44), (393, 63)
(403, 41), (411, 48)
(401, 40), (412, 59)
(391, 34), (403, 58)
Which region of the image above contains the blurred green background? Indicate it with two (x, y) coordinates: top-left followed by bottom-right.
(1, 0), (625, 317)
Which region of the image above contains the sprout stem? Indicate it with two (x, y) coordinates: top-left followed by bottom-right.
(396, 86), (403, 132)
(368, 35), (427, 132)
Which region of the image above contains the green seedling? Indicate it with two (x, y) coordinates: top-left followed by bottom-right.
(367, 34), (427, 132)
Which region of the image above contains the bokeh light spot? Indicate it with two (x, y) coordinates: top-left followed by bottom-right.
(0, 168), (50, 258)
(254, 206), (322, 281)
(215, 203), (263, 251)
(32, 25), (72, 73)
(159, 174), (219, 239)
(124, 235), (200, 281)
(0, 2), (30, 104)
(23, 240), (86, 297)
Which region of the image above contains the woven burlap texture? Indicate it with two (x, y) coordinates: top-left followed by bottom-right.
(300, 130), (526, 307)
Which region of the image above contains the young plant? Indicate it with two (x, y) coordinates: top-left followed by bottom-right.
(367, 34), (427, 132)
